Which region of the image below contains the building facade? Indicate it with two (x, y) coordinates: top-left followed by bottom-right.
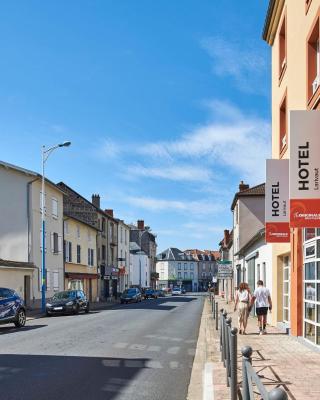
(129, 242), (150, 287)
(263, 0), (320, 344)
(156, 248), (198, 292)
(63, 215), (98, 302)
(117, 219), (130, 292)
(0, 161), (64, 308)
(184, 249), (219, 291)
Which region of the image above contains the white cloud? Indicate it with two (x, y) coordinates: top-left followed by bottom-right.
(127, 163), (214, 183)
(201, 36), (268, 94)
(124, 196), (224, 216)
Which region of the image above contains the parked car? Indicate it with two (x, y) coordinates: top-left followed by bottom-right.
(46, 290), (89, 316)
(130, 285), (146, 300)
(145, 288), (158, 299)
(156, 289), (166, 297)
(0, 287), (26, 328)
(120, 288), (142, 304)
(181, 287), (186, 294)
(172, 287), (182, 295)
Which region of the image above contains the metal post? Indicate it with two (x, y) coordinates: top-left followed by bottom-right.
(215, 302), (219, 330)
(220, 309), (225, 362)
(241, 346), (253, 400)
(268, 388), (288, 400)
(225, 317), (232, 387)
(41, 146), (46, 313)
(213, 298), (215, 319)
(230, 327), (238, 400)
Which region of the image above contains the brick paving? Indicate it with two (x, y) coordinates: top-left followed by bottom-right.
(207, 296), (320, 400)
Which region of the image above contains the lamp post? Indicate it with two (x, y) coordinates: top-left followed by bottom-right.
(41, 141), (71, 312)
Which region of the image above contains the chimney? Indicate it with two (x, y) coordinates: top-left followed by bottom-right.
(239, 180), (249, 192)
(223, 229), (230, 247)
(92, 194), (100, 208)
(137, 220), (145, 230)
(105, 209), (114, 218)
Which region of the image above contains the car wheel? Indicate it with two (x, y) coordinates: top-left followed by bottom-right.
(14, 309), (26, 328)
(85, 303), (90, 314)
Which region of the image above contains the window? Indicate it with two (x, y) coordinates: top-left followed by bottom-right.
(279, 93), (287, 156)
(184, 272), (188, 279)
(101, 218), (106, 233)
(125, 230), (128, 245)
(64, 221), (69, 235)
(190, 263), (194, 270)
(178, 263), (181, 270)
(77, 245), (81, 263)
(307, 13), (320, 105)
(279, 13), (286, 80)
(190, 272), (194, 280)
(102, 245), (106, 261)
(184, 263), (187, 270)
(88, 249), (94, 266)
(202, 263), (206, 271)
(77, 225), (81, 239)
(306, 243), (316, 259)
(51, 232), (61, 254)
(306, 228), (316, 241)
(52, 198), (58, 219)
(178, 272), (181, 279)
(64, 241), (72, 262)
(53, 271), (59, 291)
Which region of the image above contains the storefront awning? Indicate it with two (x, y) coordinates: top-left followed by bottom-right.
(65, 272), (98, 280)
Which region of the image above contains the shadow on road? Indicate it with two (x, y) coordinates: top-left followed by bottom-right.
(0, 324), (47, 335)
(0, 354), (150, 400)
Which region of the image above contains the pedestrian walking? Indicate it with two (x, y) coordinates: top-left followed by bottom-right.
(234, 282), (251, 335)
(250, 280), (272, 335)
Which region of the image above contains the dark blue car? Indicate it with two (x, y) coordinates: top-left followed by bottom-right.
(0, 287), (26, 328)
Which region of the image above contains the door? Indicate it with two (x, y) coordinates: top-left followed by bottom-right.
(24, 275), (31, 307)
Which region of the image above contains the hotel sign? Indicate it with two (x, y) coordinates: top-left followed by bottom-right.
(290, 111), (320, 227)
(265, 159), (290, 242)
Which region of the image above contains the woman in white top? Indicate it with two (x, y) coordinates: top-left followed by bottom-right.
(234, 282), (251, 334)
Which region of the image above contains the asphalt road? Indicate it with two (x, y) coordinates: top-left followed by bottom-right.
(0, 294), (204, 400)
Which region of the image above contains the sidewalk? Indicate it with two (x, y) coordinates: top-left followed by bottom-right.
(26, 299), (120, 319)
(189, 296), (320, 400)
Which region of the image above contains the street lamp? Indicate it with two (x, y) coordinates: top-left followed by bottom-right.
(41, 141), (71, 312)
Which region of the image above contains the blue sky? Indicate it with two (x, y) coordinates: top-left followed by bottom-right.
(0, 0), (271, 252)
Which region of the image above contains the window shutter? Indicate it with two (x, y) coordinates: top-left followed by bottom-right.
(58, 236), (62, 253)
(69, 242), (72, 262)
(53, 272), (59, 290)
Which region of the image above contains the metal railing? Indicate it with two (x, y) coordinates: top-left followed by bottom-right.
(241, 346), (288, 400)
(209, 292), (219, 330)
(220, 309), (238, 400)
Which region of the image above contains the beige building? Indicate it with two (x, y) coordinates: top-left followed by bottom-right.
(263, 0), (320, 341)
(64, 215), (98, 302)
(0, 160), (64, 308)
(117, 219), (130, 292)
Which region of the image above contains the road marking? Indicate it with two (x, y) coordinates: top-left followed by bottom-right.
(125, 360), (145, 368)
(170, 337), (183, 342)
(113, 342), (128, 349)
(188, 348), (196, 356)
(102, 359), (121, 367)
(185, 339), (196, 344)
(203, 362), (214, 400)
(167, 346), (180, 354)
(170, 361), (179, 369)
(129, 344), (147, 351)
(147, 345), (161, 352)
(146, 360), (163, 369)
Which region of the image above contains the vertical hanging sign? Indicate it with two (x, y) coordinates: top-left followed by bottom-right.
(290, 111), (320, 228)
(265, 159), (290, 242)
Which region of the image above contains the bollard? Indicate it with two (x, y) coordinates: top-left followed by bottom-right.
(215, 302), (219, 330)
(212, 298), (214, 314)
(241, 346), (253, 400)
(225, 317), (232, 387)
(220, 309), (226, 362)
(268, 388), (288, 400)
(230, 327), (238, 400)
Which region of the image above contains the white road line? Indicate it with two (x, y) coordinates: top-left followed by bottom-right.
(167, 346), (180, 354)
(203, 362), (214, 400)
(129, 344), (147, 350)
(113, 342), (128, 349)
(102, 359), (121, 367)
(170, 361), (179, 369)
(147, 345), (161, 352)
(146, 360), (163, 369)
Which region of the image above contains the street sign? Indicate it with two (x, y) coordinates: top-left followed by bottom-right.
(265, 159), (290, 242)
(212, 276), (217, 283)
(217, 262), (233, 279)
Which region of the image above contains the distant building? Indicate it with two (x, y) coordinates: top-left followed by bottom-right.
(117, 219), (130, 292)
(184, 249), (219, 291)
(129, 241), (150, 287)
(130, 220), (157, 287)
(156, 248), (198, 292)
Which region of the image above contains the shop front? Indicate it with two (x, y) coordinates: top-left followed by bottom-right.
(65, 272), (98, 302)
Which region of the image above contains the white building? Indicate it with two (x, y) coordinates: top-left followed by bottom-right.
(0, 160), (64, 308)
(117, 219), (130, 292)
(156, 247), (198, 292)
(129, 242), (150, 287)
